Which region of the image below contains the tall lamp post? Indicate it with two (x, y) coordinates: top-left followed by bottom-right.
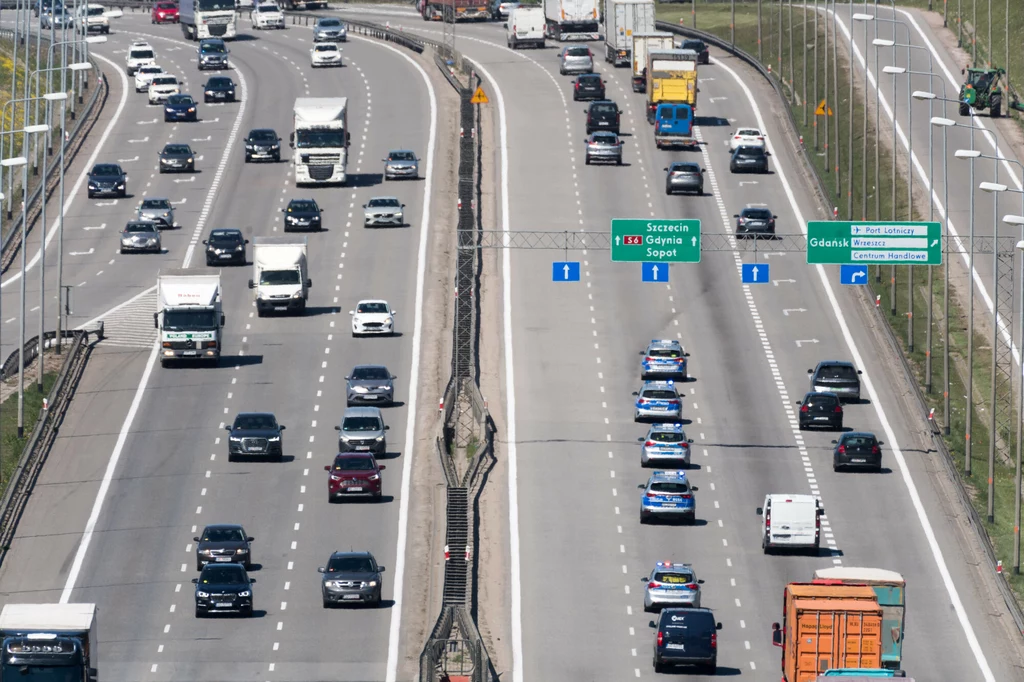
(1011, 220), (1024, 574)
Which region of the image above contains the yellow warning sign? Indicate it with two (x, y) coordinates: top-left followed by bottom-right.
(814, 99), (833, 116)
(470, 87), (489, 104)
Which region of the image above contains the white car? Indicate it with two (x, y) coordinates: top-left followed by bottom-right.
(135, 65), (163, 92)
(148, 75), (180, 105)
(728, 127), (766, 151)
(252, 1), (284, 29)
(125, 41), (155, 76)
(77, 3), (112, 33)
(310, 42), (342, 68)
(350, 300), (396, 337)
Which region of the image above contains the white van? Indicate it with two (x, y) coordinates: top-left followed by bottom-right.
(756, 494), (823, 554)
(505, 6), (545, 50)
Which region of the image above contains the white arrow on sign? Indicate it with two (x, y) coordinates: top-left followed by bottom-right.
(751, 265), (760, 280)
(95, 199), (118, 206)
(691, 236), (697, 247)
(652, 265), (660, 279)
(69, 247), (95, 256)
(930, 238), (939, 247)
(772, 279), (796, 286)
(137, 119), (157, 125)
(795, 339), (820, 347)
(173, 176), (195, 183)
(82, 223), (106, 231)
(128, 137), (149, 143)
(192, 136), (211, 143)
(851, 270), (867, 282)
(562, 263), (571, 280)
(614, 235), (622, 246)
(118, 156), (139, 163)
(783, 308), (807, 316)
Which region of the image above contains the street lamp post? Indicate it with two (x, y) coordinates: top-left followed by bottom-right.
(1011, 219), (1024, 574)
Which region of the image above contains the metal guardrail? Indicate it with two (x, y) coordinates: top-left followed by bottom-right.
(284, 9), (426, 53)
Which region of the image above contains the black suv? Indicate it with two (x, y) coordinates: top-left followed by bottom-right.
(203, 228), (248, 266)
(203, 76), (236, 103)
(796, 391), (843, 430)
(573, 73), (605, 101)
(584, 100), (620, 134)
(808, 360), (862, 402)
(734, 206), (776, 238)
(244, 128), (281, 162)
(226, 412), (285, 461)
(87, 163), (127, 198)
(283, 198), (323, 232)
(197, 38), (229, 70)
(652, 607), (721, 673)
(832, 431), (883, 472)
(319, 551), (385, 607)
(192, 563), (255, 618)
(679, 38), (710, 64)
(730, 145), (770, 173)
(158, 143), (196, 173)
(194, 523), (254, 571)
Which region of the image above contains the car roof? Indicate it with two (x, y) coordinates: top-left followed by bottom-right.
(351, 363), (389, 372)
(357, 299), (388, 305)
(329, 550), (375, 560)
(210, 228), (242, 235)
(740, 206), (771, 213)
(388, 149), (415, 155)
(236, 411), (276, 419)
(125, 220), (157, 228)
(651, 560), (693, 572)
(766, 493), (818, 504)
(649, 423), (684, 433)
(841, 431), (877, 439)
(141, 197), (171, 203)
(248, 128), (277, 135)
(647, 339), (682, 349)
(343, 406), (384, 418)
(642, 380), (677, 389)
(658, 607), (715, 621)
(816, 359), (855, 367)
(130, 40), (152, 47)
(287, 197), (318, 204)
(804, 391), (840, 399)
(649, 470), (689, 483)
(368, 196), (401, 202)
(204, 523), (245, 531)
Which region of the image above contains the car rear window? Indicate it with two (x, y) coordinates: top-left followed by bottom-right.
(579, 75), (600, 84)
(681, 40), (705, 51)
(650, 481), (689, 494)
(650, 431), (684, 443)
(653, 571), (694, 584)
(743, 209), (772, 219)
(842, 436), (876, 447)
(643, 389), (676, 399)
(819, 364), (858, 380)
(565, 47), (589, 56)
(807, 394), (839, 407)
(738, 146), (764, 156)
(661, 610), (714, 631)
(591, 103), (617, 114)
(649, 348), (680, 358)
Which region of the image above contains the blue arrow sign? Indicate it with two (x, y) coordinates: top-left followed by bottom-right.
(840, 264), (868, 285)
(552, 261), (580, 282)
(741, 262), (769, 284)
(642, 262), (669, 282)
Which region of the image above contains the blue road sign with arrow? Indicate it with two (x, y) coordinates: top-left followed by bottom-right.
(642, 262), (669, 282)
(741, 262), (769, 284)
(840, 264), (868, 285)
(552, 261), (581, 282)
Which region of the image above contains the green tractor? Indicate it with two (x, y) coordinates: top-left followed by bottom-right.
(959, 65), (1006, 117)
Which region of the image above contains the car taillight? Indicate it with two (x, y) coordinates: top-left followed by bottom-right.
(680, 494), (692, 500)
(574, 80), (579, 89)
(644, 356), (655, 362)
(800, 404), (809, 413)
(646, 492), (660, 498)
(657, 631), (664, 647)
(638, 398), (648, 405)
(645, 441), (656, 447)
(685, 583), (698, 590)
(648, 581), (658, 589)
(655, 122), (660, 133)
(838, 445), (846, 454)
(734, 135), (741, 139)
(757, 136), (764, 140)
(513, 23), (516, 32)
(587, 48), (593, 56)
(872, 445), (880, 454)
(835, 405), (842, 413)
(765, 510), (771, 532)
(710, 633), (717, 649)
(207, 341), (217, 349)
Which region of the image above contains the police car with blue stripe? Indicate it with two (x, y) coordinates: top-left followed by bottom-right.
(640, 339), (688, 380)
(638, 471), (697, 524)
(639, 423), (693, 468)
(633, 380), (683, 422)
(641, 561), (704, 611)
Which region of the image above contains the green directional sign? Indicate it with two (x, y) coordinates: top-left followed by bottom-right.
(807, 221), (942, 265)
(610, 219), (701, 263)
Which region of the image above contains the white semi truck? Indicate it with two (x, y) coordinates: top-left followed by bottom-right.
(0, 603), (97, 682)
(543, 0), (600, 42)
(603, 0), (654, 66)
(291, 97), (349, 186)
(631, 31), (674, 92)
(155, 270), (225, 367)
(249, 236), (312, 316)
(179, 0), (237, 41)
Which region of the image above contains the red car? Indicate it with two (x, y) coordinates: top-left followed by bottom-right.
(325, 454), (385, 502)
(151, 1), (179, 23)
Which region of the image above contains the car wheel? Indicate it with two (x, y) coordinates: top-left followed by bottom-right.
(640, 512), (650, 525)
(242, 605), (253, 618)
(643, 602), (653, 613)
(705, 657), (717, 674)
(195, 606), (205, 618)
(833, 459), (840, 472)
(374, 492), (382, 502)
(197, 561), (204, 571)
(87, 191), (94, 199)
(273, 154), (280, 162)
(244, 153), (251, 163)
(228, 452), (237, 462)
(585, 157), (590, 165)
(653, 657), (665, 674)
(159, 167), (165, 174)
(798, 423), (805, 430)
(322, 597), (331, 608)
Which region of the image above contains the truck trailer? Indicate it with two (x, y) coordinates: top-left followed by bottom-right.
(249, 236), (312, 316)
(631, 31), (673, 92)
(544, 0), (600, 41)
(645, 48), (697, 123)
(0, 603), (97, 682)
(813, 567), (906, 670)
(603, 0), (654, 66)
(292, 97), (349, 186)
(155, 270), (224, 367)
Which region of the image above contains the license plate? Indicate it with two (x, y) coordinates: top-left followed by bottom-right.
(342, 594), (360, 600)
(215, 602), (233, 607)
(652, 406), (668, 411)
(183, 350), (197, 356)
(355, 446), (370, 451)
(814, 416), (828, 421)
(215, 557), (231, 562)
(348, 486), (363, 492)
(851, 458), (866, 463)
(246, 446), (262, 452)
(274, 306), (287, 311)
(666, 644), (686, 651)
(363, 395), (378, 400)
(660, 503), (678, 508)
(219, 254), (233, 258)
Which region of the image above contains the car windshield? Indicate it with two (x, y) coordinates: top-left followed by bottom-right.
(648, 348), (680, 358)
(738, 129), (761, 136)
(234, 414), (277, 430)
(197, 0), (233, 9)
(163, 145), (191, 155)
(650, 482), (689, 494)
(653, 571), (694, 583)
(819, 364), (858, 380)
(257, 3), (278, 10)
(343, 417), (382, 432)
(153, 77), (177, 86)
(167, 95), (192, 105)
(288, 201), (317, 212)
(367, 198), (399, 208)
(131, 49), (155, 60)
(157, 2), (176, 8)
(565, 47), (589, 56)
(743, 209), (772, 219)
(357, 302), (388, 314)
(259, 270), (300, 285)
(203, 528), (244, 542)
(249, 130), (277, 142)
(124, 223), (156, 233)
(201, 43), (227, 54)
(332, 457), (375, 471)
(315, 44), (338, 52)
(141, 199), (171, 209)
(352, 366), (390, 381)
(319, 18), (341, 26)
(86, 6), (103, 15)
(326, 556), (374, 572)
(162, 309), (217, 331)
(209, 230), (241, 243)
(199, 566), (246, 584)
(651, 431), (684, 443)
(643, 389), (677, 400)
(842, 436), (876, 447)
(591, 103), (617, 114)
(92, 164), (121, 176)
(389, 151), (415, 161)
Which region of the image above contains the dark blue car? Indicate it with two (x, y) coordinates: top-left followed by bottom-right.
(164, 93), (198, 122)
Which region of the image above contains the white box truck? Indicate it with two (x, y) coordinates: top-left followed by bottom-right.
(543, 0), (600, 42)
(179, 0), (237, 41)
(603, 0), (654, 66)
(291, 97), (349, 186)
(505, 5), (545, 49)
(0, 603), (97, 682)
(631, 31), (673, 92)
(249, 236), (312, 316)
(155, 270), (224, 367)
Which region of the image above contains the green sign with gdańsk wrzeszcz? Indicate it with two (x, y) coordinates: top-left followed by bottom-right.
(806, 221), (942, 265)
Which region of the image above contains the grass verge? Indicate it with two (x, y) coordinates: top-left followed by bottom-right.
(0, 370), (57, 497)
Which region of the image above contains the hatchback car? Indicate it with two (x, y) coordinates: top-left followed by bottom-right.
(203, 76), (236, 103)
(585, 100), (620, 134)
(642, 561), (703, 611)
(383, 150), (419, 180)
(252, 1), (285, 29)
(808, 360), (862, 401)
(336, 406), (389, 455)
(797, 391), (843, 430)
(151, 1), (178, 23)
(832, 432), (883, 472)
(728, 127), (766, 151)
(310, 42), (343, 68)
(639, 423), (693, 468)
(363, 197), (404, 227)
(346, 365), (395, 406)
(639, 470), (697, 524)
(226, 412), (285, 461)
(313, 16), (347, 42)
(148, 75), (180, 104)
(678, 38), (710, 64)
(283, 198), (322, 232)
(350, 299), (396, 336)
(164, 93), (198, 122)
(87, 163), (126, 198)
(158, 143), (195, 173)
(325, 454), (386, 502)
(559, 45), (594, 75)
(652, 607), (720, 673)
(730, 144), (770, 173)
(572, 73), (605, 101)
(319, 551), (384, 607)
(41, 5), (73, 28)
(134, 65), (163, 92)
(204, 228), (247, 265)
(734, 205), (776, 238)
(584, 131), (622, 165)
(633, 380), (682, 422)
(664, 162), (704, 196)
(136, 197), (174, 228)
(640, 339), (689, 380)
(194, 523), (254, 571)
(243, 128), (281, 162)
(192, 563), (255, 618)
(119, 221), (161, 254)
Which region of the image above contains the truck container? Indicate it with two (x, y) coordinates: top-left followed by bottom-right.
(155, 270), (224, 367)
(817, 670), (912, 679)
(279, 0), (328, 9)
(813, 567), (906, 670)
(544, 0), (600, 41)
(419, 0), (489, 22)
(179, 0), (236, 40)
(603, 0), (654, 66)
(250, 236), (311, 316)
(645, 48), (697, 122)
(631, 31), (673, 92)
(292, 97), (349, 186)
(0, 603), (97, 682)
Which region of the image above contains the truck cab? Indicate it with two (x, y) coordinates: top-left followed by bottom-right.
(0, 603), (97, 682)
(250, 237), (312, 316)
(155, 270), (225, 367)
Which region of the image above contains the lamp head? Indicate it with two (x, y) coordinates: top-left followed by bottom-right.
(883, 65), (906, 75)
(84, 36), (107, 44)
(912, 90), (936, 100)
(852, 12), (875, 21)
(954, 149), (982, 159)
(873, 38), (895, 47)
(980, 182), (1007, 193)
(68, 62), (92, 72)
(42, 92), (68, 101)
(0, 157), (27, 168)
(1006, 217), (1024, 229)
(23, 124), (49, 134)
(930, 116), (956, 127)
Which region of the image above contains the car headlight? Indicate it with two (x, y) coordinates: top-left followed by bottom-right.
(235, 244), (244, 251)
(229, 436), (242, 441)
(196, 591), (210, 598)
(378, 385), (390, 390)
(351, 386), (368, 393)
(292, 291), (303, 299)
(235, 548), (248, 554)
(340, 434), (351, 442)
(368, 474), (379, 482)
(366, 580), (377, 587)
(238, 590), (251, 598)
(205, 90), (214, 96)
(187, 158), (193, 163)
(163, 211), (170, 217)
(267, 436), (280, 442)
(88, 183), (96, 189)
(375, 436), (384, 442)
(396, 212), (404, 220)
(245, 143), (254, 149)
(200, 549), (213, 555)
(187, 107), (195, 113)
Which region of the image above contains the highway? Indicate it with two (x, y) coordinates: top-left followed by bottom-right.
(0, 11), (439, 681)
(334, 6), (1024, 681)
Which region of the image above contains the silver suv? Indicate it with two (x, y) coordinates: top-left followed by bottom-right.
(335, 406), (388, 455)
(313, 16), (347, 42)
(559, 46), (593, 75)
(383, 150), (419, 180)
(584, 131), (622, 165)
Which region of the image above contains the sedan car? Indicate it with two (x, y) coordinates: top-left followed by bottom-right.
(194, 523), (254, 571)
(490, 0), (518, 19)
(573, 73), (605, 101)
(325, 453), (386, 502)
(346, 365), (395, 407)
(350, 299), (395, 336)
(678, 38), (710, 64)
(639, 470), (697, 524)
(148, 74), (180, 104)
(383, 150), (419, 180)
(243, 128), (281, 162)
(164, 93), (198, 122)
(797, 391), (843, 430)
(192, 563), (254, 618)
(283, 198), (322, 232)
(135, 65), (163, 92)
(730, 144), (770, 173)
(319, 551), (384, 607)
(158, 143), (195, 173)
(310, 42), (343, 68)
(809, 360), (862, 401)
(203, 76), (236, 103)
(728, 127), (766, 151)
(559, 45), (594, 75)
(226, 412), (285, 462)
(41, 6), (73, 29)
(119, 221), (161, 254)
(203, 228), (248, 265)
(639, 423), (693, 468)
(336, 406), (388, 456)
(363, 197), (404, 227)
(87, 162), (126, 198)
(584, 131), (623, 165)
(151, 1), (178, 23)
(641, 339), (688, 380)
(664, 161), (704, 195)
(734, 205), (776, 238)
(633, 380), (682, 422)
(832, 431), (883, 472)
(136, 197), (174, 228)
(312, 16), (347, 42)
(642, 561), (703, 611)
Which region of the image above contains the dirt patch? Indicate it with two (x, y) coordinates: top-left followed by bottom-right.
(0, 350), (66, 405)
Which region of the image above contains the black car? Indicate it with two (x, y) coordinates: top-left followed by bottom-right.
(832, 431), (883, 472)
(679, 38), (710, 64)
(194, 523), (254, 571)
(319, 551), (385, 607)
(158, 143), (195, 173)
(283, 198), (323, 232)
(226, 412), (285, 461)
(808, 360), (862, 402)
(203, 228), (248, 266)
(734, 206), (776, 238)
(652, 607), (721, 673)
(585, 100), (620, 134)
(573, 73), (606, 101)
(87, 163), (127, 198)
(192, 563), (255, 618)
(664, 161), (704, 195)
(797, 391), (843, 430)
(244, 128), (281, 162)
(203, 76), (236, 103)
(164, 93), (198, 122)
(730, 145), (770, 173)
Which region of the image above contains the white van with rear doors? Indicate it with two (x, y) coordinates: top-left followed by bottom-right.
(505, 5), (545, 49)
(756, 494), (823, 554)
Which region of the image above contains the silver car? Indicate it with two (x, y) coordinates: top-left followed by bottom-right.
(363, 197), (404, 227)
(641, 561), (703, 611)
(665, 161), (705, 195)
(639, 423), (693, 468)
(559, 46), (594, 75)
(136, 197), (175, 228)
(346, 364), (395, 407)
(383, 150), (419, 180)
(119, 220), (162, 254)
(584, 131), (623, 165)
(336, 406), (389, 455)
(313, 16), (347, 42)
(633, 380), (683, 422)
